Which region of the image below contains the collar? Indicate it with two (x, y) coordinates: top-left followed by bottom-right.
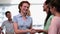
(18, 13), (28, 18)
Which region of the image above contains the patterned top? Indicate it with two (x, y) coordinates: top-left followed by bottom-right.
(1, 20), (14, 34)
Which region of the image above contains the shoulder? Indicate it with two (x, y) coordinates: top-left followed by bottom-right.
(2, 20), (8, 25)
(48, 15), (54, 21)
(51, 16), (60, 25)
(3, 20), (8, 23)
(13, 14), (19, 18)
(49, 15), (54, 19)
(27, 16), (32, 19)
(52, 16), (60, 21)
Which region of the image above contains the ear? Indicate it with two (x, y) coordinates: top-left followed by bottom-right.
(53, 7), (57, 14)
(53, 7), (56, 11)
(20, 6), (21, 9)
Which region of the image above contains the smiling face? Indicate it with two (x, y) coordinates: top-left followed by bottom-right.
(43, 2), (49, 13)
(49, 6), (54, 14)
(20, 3), (30, 14)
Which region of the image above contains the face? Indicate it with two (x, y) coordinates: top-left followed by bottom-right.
(20, 3), (30, 14)
(50, 6), (55, 15)
(43, 3), (49, 13)
(6, 13), (11, 19)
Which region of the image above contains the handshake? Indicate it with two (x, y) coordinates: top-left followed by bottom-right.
(27, 29), (44, 34)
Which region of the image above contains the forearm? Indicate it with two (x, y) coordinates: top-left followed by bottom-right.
(35, 29), (48, 34)
(14, 29), (31, 34)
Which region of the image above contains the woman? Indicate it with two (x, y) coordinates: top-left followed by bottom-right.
(43, 0), (54, 34)
(48, 0), (60, 34)
(13, 1), (36, 34)
(35, 0), (54, 34)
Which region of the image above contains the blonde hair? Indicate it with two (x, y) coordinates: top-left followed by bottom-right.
(26, 10), (31, 16)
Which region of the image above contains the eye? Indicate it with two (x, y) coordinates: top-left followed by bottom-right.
(24, 6), (27, 8)
(24, 6), (29, 9)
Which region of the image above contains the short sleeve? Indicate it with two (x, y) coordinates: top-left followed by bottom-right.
(1, 21), (5, 29)
(29, 17), (33, 25)
(31, 17), (33, 23)
(13, 16), (18, 23)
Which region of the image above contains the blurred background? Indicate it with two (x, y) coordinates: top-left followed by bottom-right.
(0, 0), (46, 34)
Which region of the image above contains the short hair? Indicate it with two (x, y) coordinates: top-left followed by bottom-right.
(5, 11), (11, 16)
(18, 1), (30, 13)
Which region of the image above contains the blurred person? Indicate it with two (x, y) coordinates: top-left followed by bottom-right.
(34, 0), (54, 34)
(42, 0), (54, 34)
(48, 0), (60, 34)
(1, 11), (14, 34)
(13, 1), (36, 34)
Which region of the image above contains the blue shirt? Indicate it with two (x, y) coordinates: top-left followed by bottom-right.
(13, 13), (32, 34)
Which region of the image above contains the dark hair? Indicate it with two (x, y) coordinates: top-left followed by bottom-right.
(44, 10), (52, 26)
(49, 0), (60, 12)
(5, 11), (11, 16)
(44, 0), (52, 26)
(18, 1), (30, 13)
(45, 0), (51, 5)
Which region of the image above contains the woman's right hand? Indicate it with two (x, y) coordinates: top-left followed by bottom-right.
(26, 29), (36, 34)
(31, 30), (36, 34)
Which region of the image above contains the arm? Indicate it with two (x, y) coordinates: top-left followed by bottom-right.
(13, 22), (31, 34)
(30, 18), (37, 34)
(0, 27), (4, 34)
(13, 16), (35, 34)
(34, 29), (48, 33)
(1, 22), (5, 30)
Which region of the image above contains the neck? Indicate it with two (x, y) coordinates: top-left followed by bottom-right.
(8, 18), (12, 21)
(20, 12), (27, 20)
(20, 12), (26, 17)
(55, 12), (60, 17)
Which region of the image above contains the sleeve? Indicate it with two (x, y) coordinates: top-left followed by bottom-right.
(31, 17), (33, 24)
(44, 15), (53, 30)
(29, 17), (33, 29)
(13, 16), (18, 23)
(48, 17), (58, 34)
(30, 17), (33, 26)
